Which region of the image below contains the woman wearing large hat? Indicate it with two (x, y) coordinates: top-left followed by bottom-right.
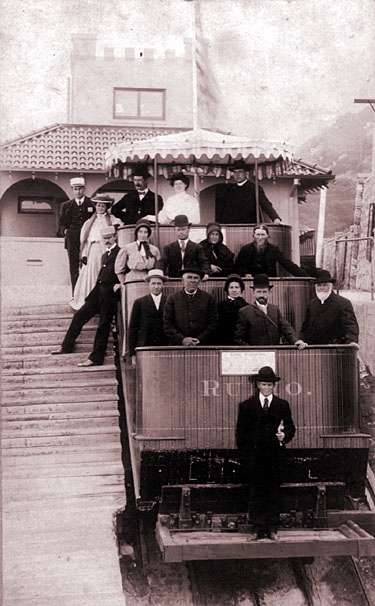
(70, 194), (120, 310)
(115, 218), (161, 283)
(146, 172), (200, 226)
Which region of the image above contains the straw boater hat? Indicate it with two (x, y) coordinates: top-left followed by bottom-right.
(144, 269), (168, 282)
(253, 366), (280, 383)
(100, 225), (116, 237)
(91, 193), (114, 206)
(251, 274), (274, 289)
(315, 269), (336, 284)
(70, 177), (85, 187)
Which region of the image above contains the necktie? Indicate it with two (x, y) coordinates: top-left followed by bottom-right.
(263, 398), (269, 410)
(180, 241), (186, 252)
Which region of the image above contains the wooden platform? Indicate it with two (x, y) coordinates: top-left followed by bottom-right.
(156, 520), (375, 562)
(1, 304), (126, 606)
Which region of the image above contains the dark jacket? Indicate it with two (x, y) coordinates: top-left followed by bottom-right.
(216, 297), (249, 345)
(234, 302), (297, 346)
(234, 241), (307, 277)
(199, 238), (235, 276)
(163, 289), (218, 345)
(128, 293), (168, 356)
(300, 291), (359, 344)
(156, 240), (211, 278)
(216, 180), (280, 224)
(111, 190), (163, 224)
(58, 197), (95, 242)
(236, 395), (295, 479)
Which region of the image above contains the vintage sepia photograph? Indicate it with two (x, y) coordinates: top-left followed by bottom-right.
(1, 1), (375, 604)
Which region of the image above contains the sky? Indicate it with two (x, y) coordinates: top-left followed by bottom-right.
(1, 0), (374, 151)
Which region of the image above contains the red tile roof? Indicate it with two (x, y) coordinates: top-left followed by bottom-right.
(0, 124), (186, 172)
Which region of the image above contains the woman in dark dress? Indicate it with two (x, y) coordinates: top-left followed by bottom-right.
(200, 222), (235, 277)
(217, 274), (249, 345)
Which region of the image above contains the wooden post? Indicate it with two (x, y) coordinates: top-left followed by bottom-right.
(154, 156), (160, 248)
(316, 186), (327, 268)
(255, 158), (260, 224)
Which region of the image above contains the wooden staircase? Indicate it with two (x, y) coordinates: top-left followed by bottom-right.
(1, 304), (126, 606)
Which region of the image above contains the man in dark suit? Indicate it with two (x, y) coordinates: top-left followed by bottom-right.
(216, 159), (281, 224)
(51, 226), (121, 366)
(58, 177), (95, 293)
(300, 269), (359, 345)
(234, 224), (308, 277)
(236, 366), (296, 540)
(111, 166), (163, 225)
(128, 269), (169, 363)
(163, 267), (218, 346)
(156, 214), (211, 278)
(234, 274), (306, 348)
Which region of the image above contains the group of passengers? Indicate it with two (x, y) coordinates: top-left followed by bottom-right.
(54, 164), (359, 367)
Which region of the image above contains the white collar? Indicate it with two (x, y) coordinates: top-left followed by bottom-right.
(260, 393), (273, 406)
(236, 180), (248, 187)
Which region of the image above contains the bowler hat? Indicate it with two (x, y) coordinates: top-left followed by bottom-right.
(132, 165), (151, 179)
(144, 269), (168, 282)
(224, 273), (245, 293)
(174, 214), (191, 227)
(253, 366), (280, 383)
(251, 274), (273, 289)
(315, 269), (336, 284)
(92, 193), (114, 206)
(179, 266), (205, 279)
(228, 159), (247, 171)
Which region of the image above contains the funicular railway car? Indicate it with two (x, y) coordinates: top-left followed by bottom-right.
(107, 131), (375, 561)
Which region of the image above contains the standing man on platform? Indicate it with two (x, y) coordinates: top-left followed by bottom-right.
(236, 366), (296, 540)
(111, 166), (163, 225)
(51, 226), (121, 367)
(59, 177), (95, 294)
(216, 159), (281, 224)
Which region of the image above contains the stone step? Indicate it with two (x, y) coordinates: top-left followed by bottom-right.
(2, 459), (125, 478)
(2, 388), (118, 410)
(2, 350), (114, 369)
(1, 364), (117, 385)
(1, 304), (76, 318)
(2, 329), (100, 347)
(0, 342), (101, 356)
(3, 399), (119, 417)
(2, 431), (122, 450)
(2, 415), (120, 439)
(2, 407), (119, 422)
(2, 315), (99, 334)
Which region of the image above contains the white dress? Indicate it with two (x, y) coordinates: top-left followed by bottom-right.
(149, 192), (200, 225)
(70, 214), (118, 310)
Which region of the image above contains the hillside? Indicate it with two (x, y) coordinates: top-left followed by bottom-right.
(297, 106), (373, 237)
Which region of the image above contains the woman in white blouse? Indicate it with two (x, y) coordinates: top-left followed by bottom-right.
(147, 172), (200, 225)
(70, 194), (119, 310)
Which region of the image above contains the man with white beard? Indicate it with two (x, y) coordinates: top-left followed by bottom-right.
(300, 269), (359, 345)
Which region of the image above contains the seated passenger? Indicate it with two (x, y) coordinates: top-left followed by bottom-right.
(146, 172), (200, 225)
(216, 274), (249, 345)
(216, 159), (281, 225)
(234, 274), (307, 348)
(127, 269), (169, 364)
(163, 266), (218, 346)
(111, 166), (163, 225)
(115, 219), (160, 283)
(156, 214), (211, 279)
(234, 224), (308, 278)
(199, 222), (235, 277)
(300, 269), (359, 345)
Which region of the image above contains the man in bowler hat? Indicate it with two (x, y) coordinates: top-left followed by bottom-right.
(51, 225), (121, 366)
(216, 159), (281, 224)
(156, 214), (211, 278)
(234, 274), (307, 348)
(300, 269), (359, 345)
(59, 177), (95, 293)
(111, 165), (163, 225)
(236, 366), (296, 540)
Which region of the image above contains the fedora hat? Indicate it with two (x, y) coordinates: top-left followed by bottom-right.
(91, 193), (114, 206)
(174, 214), (191, 227)
(179, 266), (205, 279)
(251, 274), (273, 289)
(144, 269), (168, 282)
(315, 269), (336, 284)
(253, 366), (280, 383)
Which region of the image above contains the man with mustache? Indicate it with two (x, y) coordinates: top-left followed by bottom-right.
(234, 274), (307, 347)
